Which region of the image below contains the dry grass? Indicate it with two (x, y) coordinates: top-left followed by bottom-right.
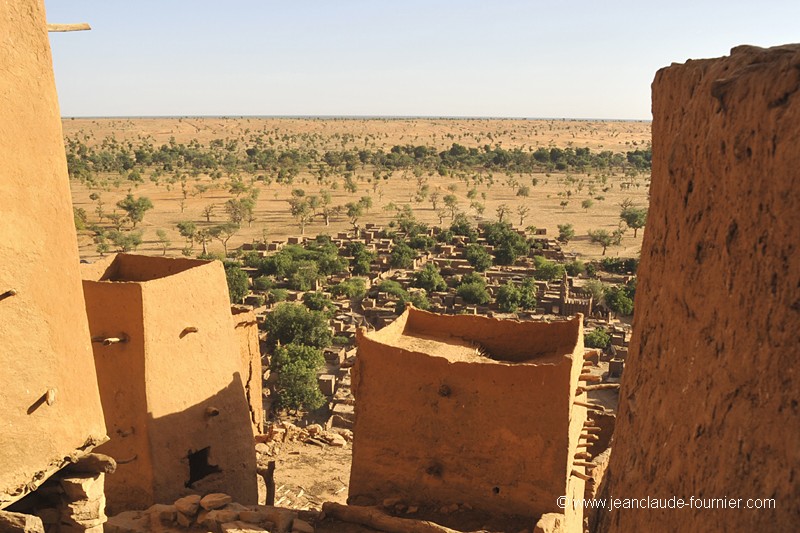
(64, 117), (651, 261)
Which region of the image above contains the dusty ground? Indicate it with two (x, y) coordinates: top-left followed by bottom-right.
(259, 439), (352, 511)
(64, 118), (651, 262)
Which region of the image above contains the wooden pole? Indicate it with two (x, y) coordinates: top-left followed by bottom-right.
(257, 461), (276, 506)
(47, 23), (91, 32)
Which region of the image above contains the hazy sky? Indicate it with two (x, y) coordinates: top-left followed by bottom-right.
(45, 1), (800, 119)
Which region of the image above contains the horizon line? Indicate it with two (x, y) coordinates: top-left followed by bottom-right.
(61, 114), (653, 122)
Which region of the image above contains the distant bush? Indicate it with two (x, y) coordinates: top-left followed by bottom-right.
(533, 256), (566, 282)
(390, 242), (415, 269)
(254, 275), (275, 291)
(330, 277), (367, 299)
(269, 288), (289, 302)
(413, 264), (447, 293)
(464, 244), (493, 272)
(377, 280), (408, 299)
(302, 291), (336, 316)
(225, 263), (249, 303)
(565, 260), (585, 277)
(264, 303), (332, 351)
(585, 328), (611, 349)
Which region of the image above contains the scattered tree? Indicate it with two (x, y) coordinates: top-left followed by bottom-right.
(115, 194), (153, 227)
(588, 229), (615, 255)
(557, 223), (575, 244)
(202, 204), (216, 222)
(155, 229), (171, 256)
(209, 223), (239, 256)
(620, 205), (648, 237)
(496, 204), (510, 223)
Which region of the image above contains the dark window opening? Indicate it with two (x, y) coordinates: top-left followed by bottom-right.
(186, 446), (221, 487)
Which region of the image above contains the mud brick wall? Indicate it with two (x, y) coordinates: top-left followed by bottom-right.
(600, 45), (800, 531)
(350, 309), (587, 528)
(81, 255), (258, 513)
(0, 0), (107, 508)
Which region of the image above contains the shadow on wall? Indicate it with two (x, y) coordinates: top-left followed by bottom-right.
(145, 373), (257, 505)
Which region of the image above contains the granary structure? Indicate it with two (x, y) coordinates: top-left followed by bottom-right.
(349, 307), (591, 530)
(80, 254), (258, 514)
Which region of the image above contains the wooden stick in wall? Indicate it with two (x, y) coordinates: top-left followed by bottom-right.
(47, 23), (91, 32)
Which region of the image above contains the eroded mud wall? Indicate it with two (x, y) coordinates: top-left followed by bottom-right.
(232, 306), (265, 435)
(350, 310), (586, 522)
(82, 255), (257, 512)
(601, 45), (800, 531)
(0, 0), (107, 508)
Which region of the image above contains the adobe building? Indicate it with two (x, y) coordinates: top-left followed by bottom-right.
(349, 308), (590, 529)
(598, 45), (800, 532)
(80, 254), (258, 514)
(0, 0), (107, 510)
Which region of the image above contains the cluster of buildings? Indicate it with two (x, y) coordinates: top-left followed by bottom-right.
(236, 223), (632, 427)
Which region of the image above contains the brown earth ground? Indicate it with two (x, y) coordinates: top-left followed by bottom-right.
(64, 118), (651, 262)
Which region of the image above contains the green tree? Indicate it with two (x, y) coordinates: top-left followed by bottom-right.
(263, 303), (332, 351)
(225, 263), (249, 303)
(584, 279), (606, 304)
(156, 229), (171, 256)
(557, 223), (575, 244)
(345, 201), (364, 230)
(390, 242), (415, 269)
(443, 194), (459, 219)
(330, 277), (367, 299)
(395, 290), (431, 313)
(429, 191), (441, 211)
(518, 278), (538, 310)
(202, 203), (216, 222)
(483, 222), (530, 265)
(456, 273), (490, 305)
(516, 205), (530, 227)
(73, 207), (88, 230)
(209, 223), (239, 256)
(496, 283), (522, 312)
(585, 328), (611, 349)
(289, 197), (313, 234)
(377, 280), (408, 299)
(588, 229), (615, 255)
(109, 230), (143, 252)
(464, 244), (493, 272)
(533, 256), (566, 281)
(565, 260), (585, 277)
(176, 220), (197, 248)
(288, 261), (321, 291)
(605, 285), (634, 316)
(413, 263), (447, 293)
(620, 206), (648, 237)
(253, 275), (275, 291)
(115, 194), (153, 227)
(496, 203), (511, 223)
(271, 343), (325, 412)
(302, 291), (336, 316)
(457, 281), (491, 305)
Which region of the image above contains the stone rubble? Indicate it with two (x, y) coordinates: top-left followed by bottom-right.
(105, 492), (308, 533)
